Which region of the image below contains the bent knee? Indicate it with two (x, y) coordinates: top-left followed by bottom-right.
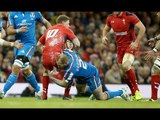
(22, 69), (32, 76)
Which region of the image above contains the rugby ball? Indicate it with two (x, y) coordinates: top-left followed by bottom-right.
(64, 40), (74, 50)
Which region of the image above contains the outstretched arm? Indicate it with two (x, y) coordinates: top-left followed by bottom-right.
(0, 39), (23, 49)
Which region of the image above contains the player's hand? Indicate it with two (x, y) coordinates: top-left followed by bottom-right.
(49, 67), (59, 76)
(14, 40), (23, 49)
(102, 36), (109, 46)
(130, 41), (138, 51)
(144, 50), (155, 60)
(148, 38), (156, 47)
(18, 26), (28, 33)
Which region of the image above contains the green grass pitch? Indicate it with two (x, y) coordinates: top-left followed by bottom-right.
(0, 96), (160, 108)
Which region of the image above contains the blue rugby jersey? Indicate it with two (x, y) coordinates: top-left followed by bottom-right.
(8, 12), (43, 45)
(63, 49), (97, 84)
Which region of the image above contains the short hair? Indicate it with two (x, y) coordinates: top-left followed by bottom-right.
(56, 15), (70, 24)
(60, 54), (69, 64)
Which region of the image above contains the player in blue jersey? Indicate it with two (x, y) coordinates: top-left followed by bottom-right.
(49, 49), (130, 100)
(0, 12), (51, 99)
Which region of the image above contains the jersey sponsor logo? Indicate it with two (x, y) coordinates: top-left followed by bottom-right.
(122, 19), (126, 25)
(114, 31), (127, 36)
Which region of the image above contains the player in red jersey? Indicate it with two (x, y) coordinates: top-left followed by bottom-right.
(102, 11), (146, 101)
(144, 12), (160, 102)
(37, 15), (80, 100)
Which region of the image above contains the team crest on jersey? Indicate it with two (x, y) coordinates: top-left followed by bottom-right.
(30, 12), (35, 20)
(122, 19), (126, 25)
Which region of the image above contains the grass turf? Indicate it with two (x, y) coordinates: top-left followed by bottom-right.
(0, 96), (159, 108)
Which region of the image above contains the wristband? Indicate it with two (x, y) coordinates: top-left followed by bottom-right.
(153, 48), (158, 53)
(16, 29), (19, 33)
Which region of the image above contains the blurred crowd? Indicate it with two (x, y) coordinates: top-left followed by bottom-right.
(0, 11), (160, 85)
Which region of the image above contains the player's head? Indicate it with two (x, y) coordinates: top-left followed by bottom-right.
(56, 53), (69, 70)
(56, 15), (70, 28)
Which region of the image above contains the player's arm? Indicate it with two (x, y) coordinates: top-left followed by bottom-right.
(37, 41), (44, 53)
(41, 17), (52, 29)
(7, 25), (28, 35)
(49, 71), (68, 87)
(130, 20), (146, 51)
(37, 12), (52, 29)
(66, 28), (80, 48)
(102, 24), (111, 46)
(72, 37), (80, 50)
(0, 14), (6, 38)
(0, 38), (23, 49)
(51, 77), (68, 87)
(37, 33), (45, 53)
(152, 40), (160, 53)
(134, 21), (146, 44)
(148, 34), (160, 48)
(153, 34), (160, 41)
(1, 28), (6, 39)
(144, 40), (160, 60)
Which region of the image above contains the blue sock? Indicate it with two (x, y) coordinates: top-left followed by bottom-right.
(25, 73), (40, 92)
(86, 86), (92, 94)
(105, 90), (123, 99)
(3, 73), (18, 95)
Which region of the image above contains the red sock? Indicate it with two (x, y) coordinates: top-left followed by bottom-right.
(124, 78), (135, 95)
(151, 75), (160, 100)
(126, 69), (139, 94)
(42, 76), (49, 100)
(64, 84), (71, 97)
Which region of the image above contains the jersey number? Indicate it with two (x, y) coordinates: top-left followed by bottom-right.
(46, 29), (59, 39)
(78, 59), (87, 69)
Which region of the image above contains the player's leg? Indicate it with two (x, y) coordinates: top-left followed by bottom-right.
(50, 69), (72, 100)
(53, 70), (71, 99)
(42, 69), (50, 100)
(0, 48), (23, 98)
(21, 45), (41, 99)
(93, 86), (129, 100)
(149, 57), (160, 101)
(1, 63), (21, 98)
(88, 67), (130, 100)
(122, 53), (142, 101)
(42, 52), (61, 100)
(76, 78), (93, 94)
